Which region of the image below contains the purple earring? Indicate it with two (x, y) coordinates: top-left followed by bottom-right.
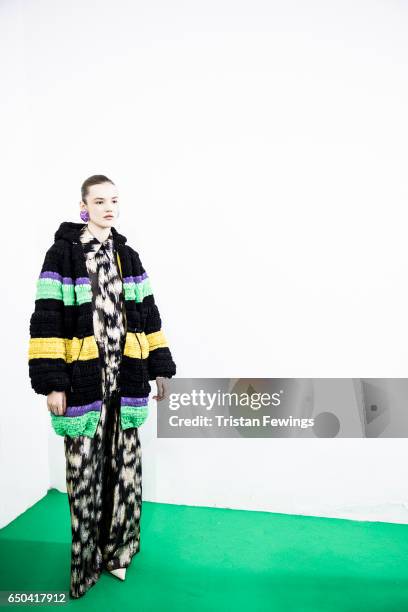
(80, 209), (90, 222)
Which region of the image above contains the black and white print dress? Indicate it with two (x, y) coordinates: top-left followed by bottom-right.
(64, 224), (143, 599)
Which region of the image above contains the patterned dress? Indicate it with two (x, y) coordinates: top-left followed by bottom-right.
(64, 224), (143, 599)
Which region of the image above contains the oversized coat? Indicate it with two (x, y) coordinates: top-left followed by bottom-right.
(28, 221), (176, 438)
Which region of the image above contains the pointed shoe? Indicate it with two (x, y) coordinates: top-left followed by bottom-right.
(109, 567), (127, 581)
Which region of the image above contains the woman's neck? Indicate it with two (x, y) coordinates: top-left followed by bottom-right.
(86, 221), (111, 243)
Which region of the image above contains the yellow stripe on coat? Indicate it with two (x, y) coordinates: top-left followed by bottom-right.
(123, 332), (150, 359)
(28, 337), (67, 361)
(29, 330), (165, 364)
(29, 336), (99, 363)
(146, 330), (169, 350)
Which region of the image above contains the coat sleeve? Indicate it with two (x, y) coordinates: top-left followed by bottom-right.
(28, 243), (71, 396)
(130, 247), (177, 380)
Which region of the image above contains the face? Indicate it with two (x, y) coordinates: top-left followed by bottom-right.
(80, 182), (119, 228)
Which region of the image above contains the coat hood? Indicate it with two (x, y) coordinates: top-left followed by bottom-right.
(54, 221), (127, 245)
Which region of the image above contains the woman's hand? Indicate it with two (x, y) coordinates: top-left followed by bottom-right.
(152, 377), (170, 401)
(47, 390), (67, 416)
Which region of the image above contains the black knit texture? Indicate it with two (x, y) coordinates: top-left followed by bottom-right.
(28, 222), (176, 403)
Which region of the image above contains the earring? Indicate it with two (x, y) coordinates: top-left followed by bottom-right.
(80, 209), (90, 222)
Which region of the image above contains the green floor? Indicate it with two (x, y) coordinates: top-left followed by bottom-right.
(1, 488), (408, 611)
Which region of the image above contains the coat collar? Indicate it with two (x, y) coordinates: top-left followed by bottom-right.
(79, 224), (114, 260)
(54, 221), (127, 247)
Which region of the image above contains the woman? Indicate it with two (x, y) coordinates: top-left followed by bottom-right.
(28, 174), (177, 598)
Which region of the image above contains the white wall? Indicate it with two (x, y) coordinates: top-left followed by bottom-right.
(2, 0), (408, 528)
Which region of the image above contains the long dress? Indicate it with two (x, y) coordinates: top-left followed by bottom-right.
(64, 224), (142, 599)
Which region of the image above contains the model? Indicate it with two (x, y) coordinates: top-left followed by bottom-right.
(28, 174), (177, 598)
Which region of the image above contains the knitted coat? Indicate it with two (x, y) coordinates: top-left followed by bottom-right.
(28, 221), (176, 438)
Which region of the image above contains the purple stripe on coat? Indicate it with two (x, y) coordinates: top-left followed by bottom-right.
(74, 277), (91, 285)
(120, 396), (149, 406)
(39, 271), (62, 282)
(65, 400), (102, 417)
(39, 271), (74, 284)
(122, 272), (148, 284)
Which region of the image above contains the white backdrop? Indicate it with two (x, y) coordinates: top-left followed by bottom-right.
(2, 0), (408, 528)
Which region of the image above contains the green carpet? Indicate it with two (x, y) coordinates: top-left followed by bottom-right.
(1, 488), (408, 611)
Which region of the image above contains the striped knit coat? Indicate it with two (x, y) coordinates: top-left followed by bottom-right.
(28, 221), (176, 438)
